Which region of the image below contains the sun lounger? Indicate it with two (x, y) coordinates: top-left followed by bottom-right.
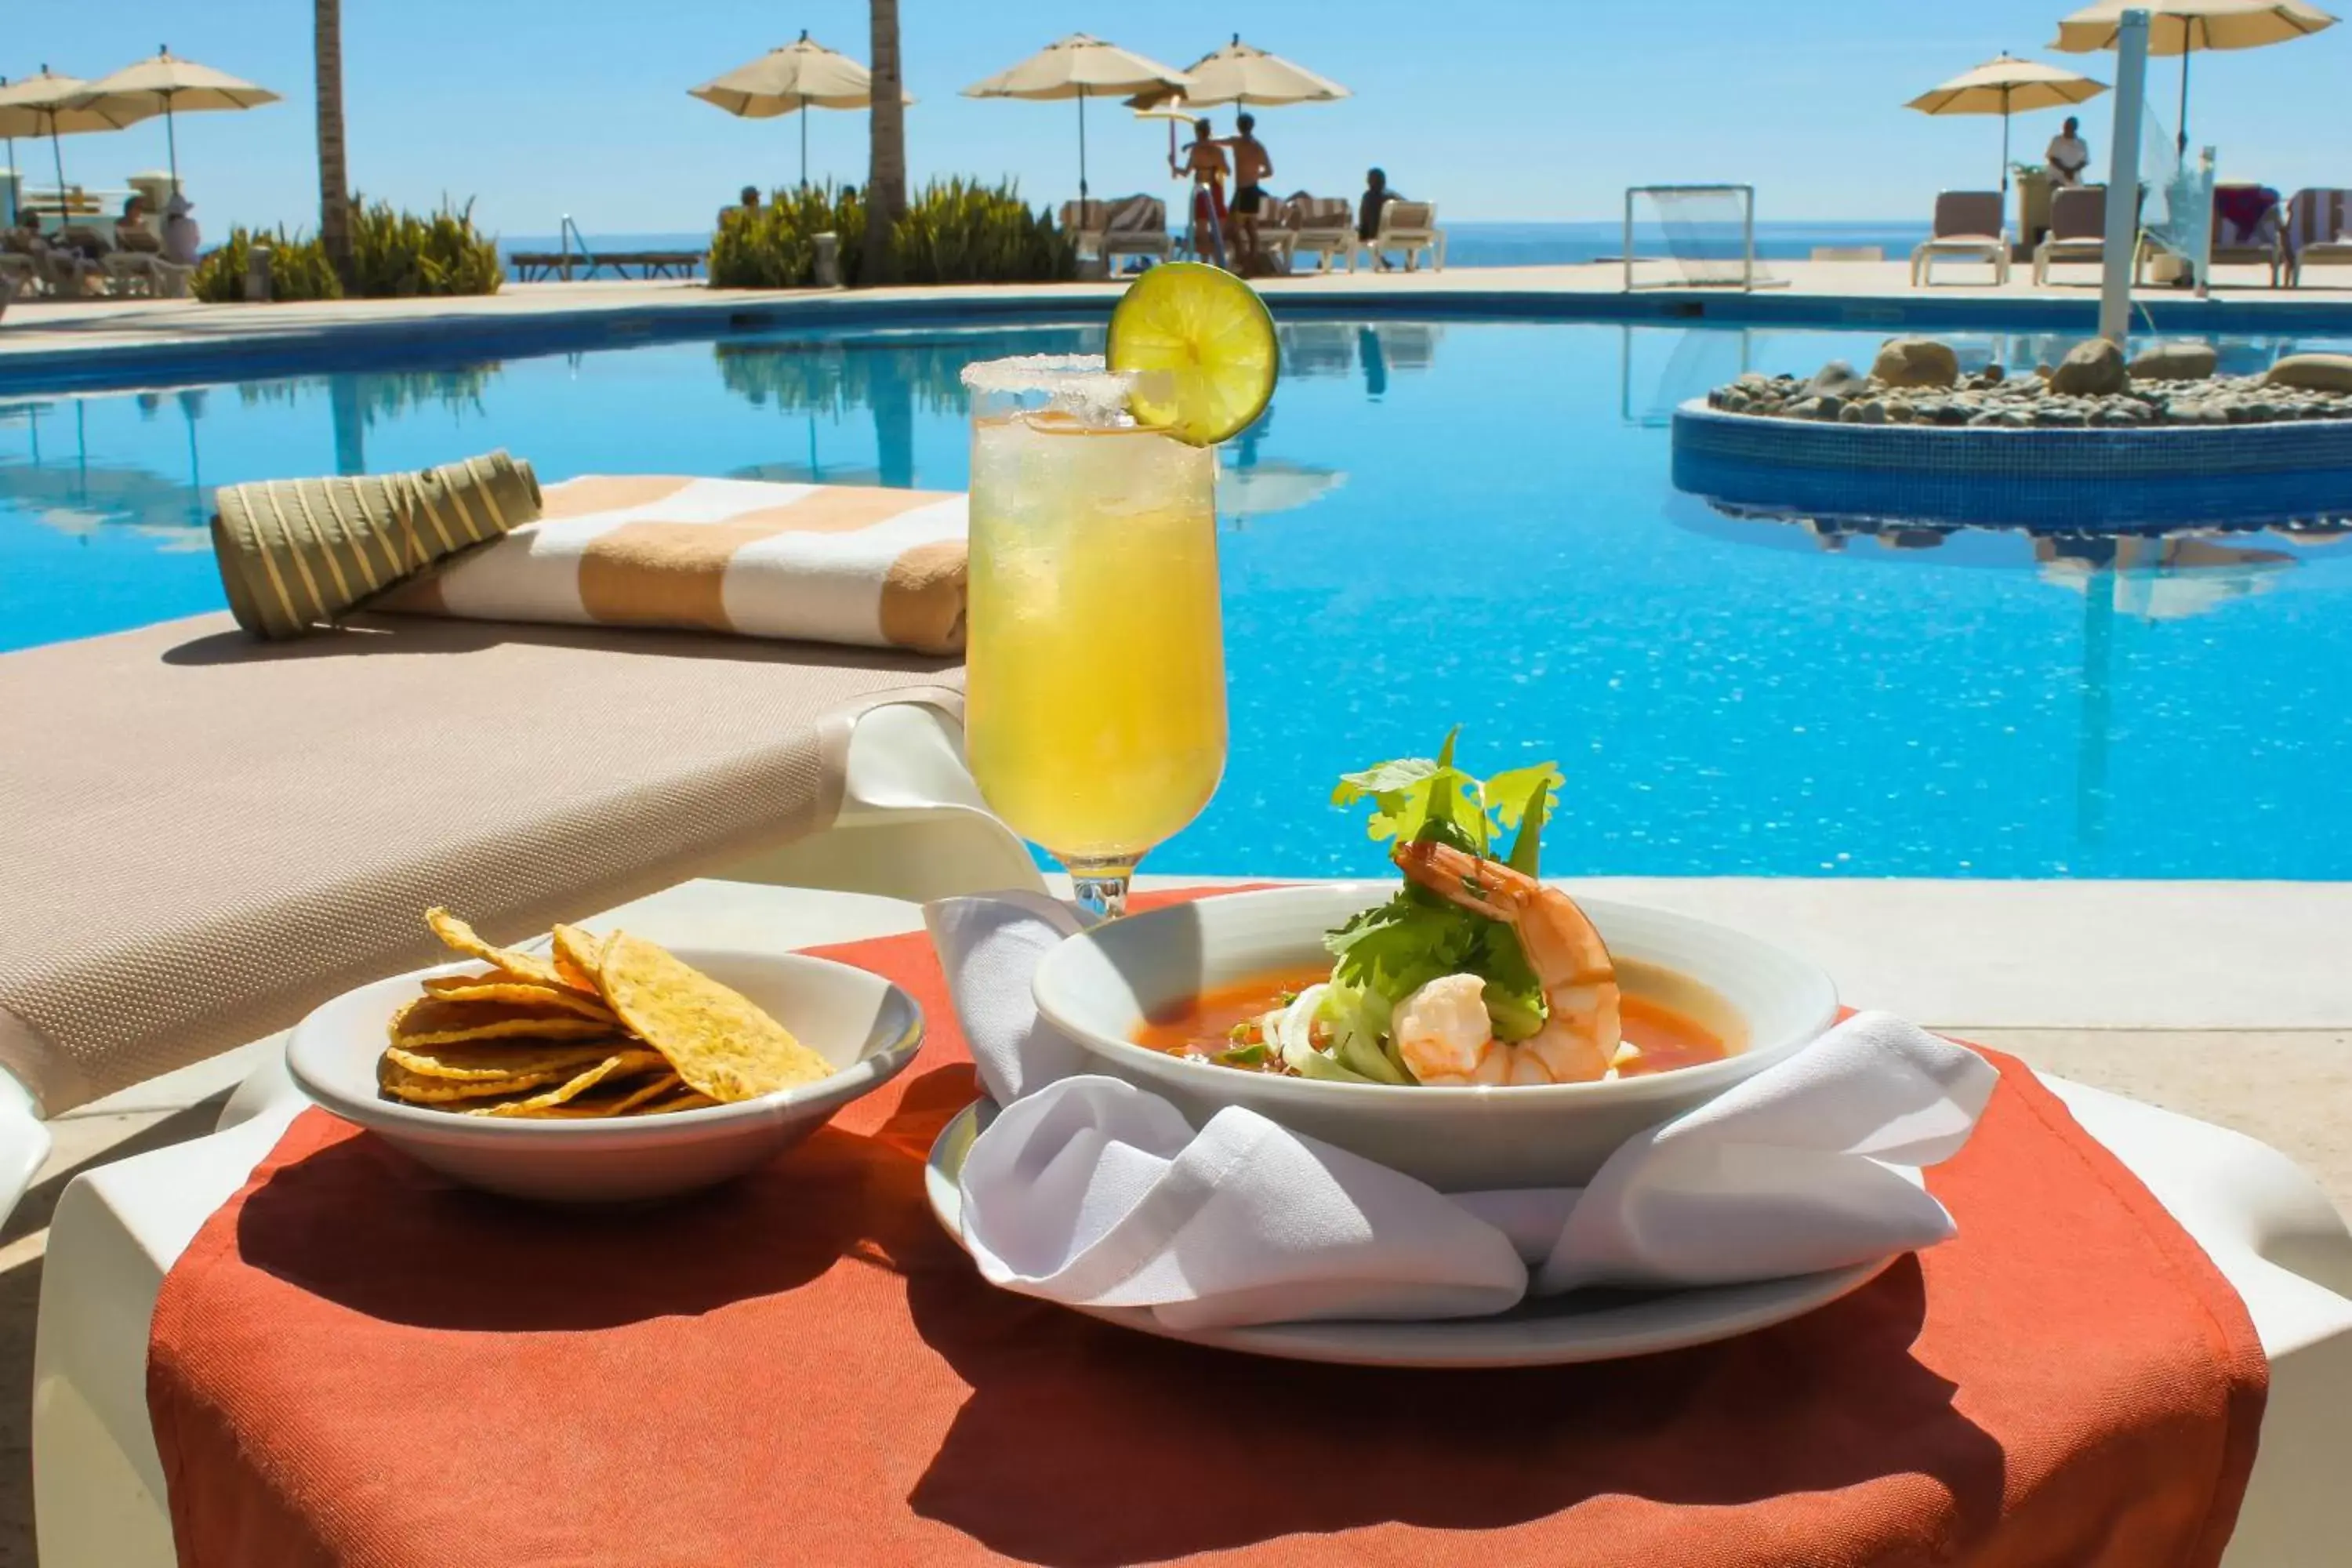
(101, 250), (195, 299)
(1058, 196), (1173, 270)
(2282, 189), (2352, 286)
(0, 252), (34, 304)
(2032, 186), (2107, 285)
(1356, 200), (1445, 272)
(2135, 183), (2284, 286)
(1909, 191), (2012, 285)
(0, 606), (1037, 1125)
(1283, 195), (1356, 273)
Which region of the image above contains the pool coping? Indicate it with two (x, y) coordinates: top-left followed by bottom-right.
(12, 273), (2352, 396)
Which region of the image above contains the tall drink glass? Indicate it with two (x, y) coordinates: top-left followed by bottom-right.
(960, 354), (1226, 918)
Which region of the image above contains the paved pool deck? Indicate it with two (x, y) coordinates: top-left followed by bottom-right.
(8, 258), (2352, 394)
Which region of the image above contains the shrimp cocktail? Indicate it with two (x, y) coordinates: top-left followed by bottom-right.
(961, 265), (1279, 918)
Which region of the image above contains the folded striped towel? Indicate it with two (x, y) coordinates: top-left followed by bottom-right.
(376, 475), (967, 655)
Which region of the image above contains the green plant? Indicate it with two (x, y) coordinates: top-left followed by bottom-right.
(347, 195), (501, 297)
(708, 183), (866, 289)
(191, 227), (344, 303)
(884, 178), (1073, 285)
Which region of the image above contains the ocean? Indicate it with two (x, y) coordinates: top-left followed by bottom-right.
(496, 220), (1931, 280)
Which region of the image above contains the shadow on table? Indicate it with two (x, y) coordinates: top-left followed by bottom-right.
(900, 1220), (2005, 1564)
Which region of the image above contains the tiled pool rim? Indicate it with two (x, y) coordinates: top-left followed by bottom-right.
(1671, 397), (2352, 529)
(15, 281), (2352, 397)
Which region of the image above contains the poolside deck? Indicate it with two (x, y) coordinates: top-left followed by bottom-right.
(6, 260), (2352, 392)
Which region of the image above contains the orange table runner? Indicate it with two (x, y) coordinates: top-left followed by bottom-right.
(149, 895), (2265, 1567)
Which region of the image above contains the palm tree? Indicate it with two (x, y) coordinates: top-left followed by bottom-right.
(316, 0), (352, 281)
(863, 0), (906, 283)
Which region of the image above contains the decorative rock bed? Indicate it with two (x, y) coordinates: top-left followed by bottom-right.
(1672, 339), (2352, 532)
(1704, 340), (2352, 430)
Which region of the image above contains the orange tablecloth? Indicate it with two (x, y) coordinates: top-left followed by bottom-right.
(149, 896), (2264, 1567)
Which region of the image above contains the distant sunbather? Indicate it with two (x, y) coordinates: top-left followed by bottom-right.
(116, 195), (162, 254)
(2046, 119), (2090, 189)
(1174, 118), (1231, 269)
(1219, 113), (1274, 266)
(1359, 169), (1402, 270)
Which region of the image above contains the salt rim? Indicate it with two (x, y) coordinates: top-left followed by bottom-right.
(960, 353), (1137, 424)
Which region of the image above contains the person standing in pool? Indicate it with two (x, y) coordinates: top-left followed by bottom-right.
(1221, 113), (1274, 269)
(1174, 118), (1231, 269)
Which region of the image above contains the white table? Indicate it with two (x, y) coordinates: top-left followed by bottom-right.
(33, 880), (2352, 1567)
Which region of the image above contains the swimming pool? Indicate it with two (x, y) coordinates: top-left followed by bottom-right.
(9, 317), (2352, 880)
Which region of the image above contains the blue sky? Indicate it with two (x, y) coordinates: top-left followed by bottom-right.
(7, 1), (2345, 237)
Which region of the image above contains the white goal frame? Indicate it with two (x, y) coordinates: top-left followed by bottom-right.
(1622, 183), (1759, 292)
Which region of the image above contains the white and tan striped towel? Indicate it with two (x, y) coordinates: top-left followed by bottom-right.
(377, 475), (967, 655)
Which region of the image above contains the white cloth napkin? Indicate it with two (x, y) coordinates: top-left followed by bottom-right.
(926, 893), (1999, 1331)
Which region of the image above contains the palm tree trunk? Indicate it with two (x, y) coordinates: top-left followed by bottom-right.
(315, 0), (353, 283)
(863, 0), (906, 285)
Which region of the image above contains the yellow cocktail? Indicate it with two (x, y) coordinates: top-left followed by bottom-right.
(962, 357), (1225, 913)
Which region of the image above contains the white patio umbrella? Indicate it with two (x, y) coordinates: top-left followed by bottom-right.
(0, 68), (155, 208)
(2053, 0), (2338, 152)
(691, 31), (913, 191)
(1904, 55), (2108, 194)
(1177, 35), (1351, 107)
(962, 34), (1192, 201)
(73, 48), (279, 185)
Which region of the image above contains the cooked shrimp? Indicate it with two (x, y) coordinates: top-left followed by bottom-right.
(1391, 973), (1511, 1086)
(1392, 840), (1621, 1084)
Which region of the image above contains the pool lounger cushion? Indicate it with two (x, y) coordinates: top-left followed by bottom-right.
(0, 608), (956, 1114)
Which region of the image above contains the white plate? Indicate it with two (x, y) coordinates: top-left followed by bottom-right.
(924, 1099), (1894, 1369)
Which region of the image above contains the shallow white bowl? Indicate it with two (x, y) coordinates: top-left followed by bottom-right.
(1032, 882), (1838, 1191)
(289, 947), (923, 1203)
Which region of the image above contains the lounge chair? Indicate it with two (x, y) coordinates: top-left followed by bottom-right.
(1909, 191), (2011, 285)
(101, 250), (195, 299)
(1356, 200), (1444, 272)
(2282, 189), (2352, 286)
(2032, 186), (2107, 285)
(1058, 196), (1173, 271)
(0, 252), (36, 303)
(1283, 195), (1356, 273)
(2136, 183), (2284, 286)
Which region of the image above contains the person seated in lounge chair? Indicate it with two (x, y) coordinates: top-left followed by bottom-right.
(1358, 169), (1403, 270)
(1174, 118), (1230, 269)
(114, 194), (162, 254)
(1218, 113), (1274, 268)
(2046, 118), (2091, 189)
(163, 193), (201, 266)
(2, 210), (45, 256)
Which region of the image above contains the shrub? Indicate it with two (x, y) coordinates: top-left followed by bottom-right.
(707, 178), (1071, 289)
(885, 178), (1074, 285)
(191, 227), (343, 303)
(347, 195), (502, 297)
(709, 183), (866, 289)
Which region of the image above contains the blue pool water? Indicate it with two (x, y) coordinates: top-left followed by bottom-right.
(9, 317), (2352, 880)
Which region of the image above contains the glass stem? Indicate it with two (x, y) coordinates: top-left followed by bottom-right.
(1066, 858), (1138, 920)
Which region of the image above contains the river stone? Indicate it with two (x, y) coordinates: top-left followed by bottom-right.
(1871, 337), (1960, 389)
(2129, 342), (2218, 381)
(2263, 354), (2352, 394)
(1803, 360), (1868, 399)
(2050, 339), (2128, 397)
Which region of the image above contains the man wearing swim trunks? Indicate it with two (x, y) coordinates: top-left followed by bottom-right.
(1223, 112), (1274, 268)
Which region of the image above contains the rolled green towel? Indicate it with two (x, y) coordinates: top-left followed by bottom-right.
(210, 450), (543, 640)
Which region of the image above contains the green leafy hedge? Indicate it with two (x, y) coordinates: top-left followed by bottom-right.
(349, 197), (501, 297)
(708, 178), (1071, 289)
(191, 228), (343, 303)
(190, 195), (499, 303)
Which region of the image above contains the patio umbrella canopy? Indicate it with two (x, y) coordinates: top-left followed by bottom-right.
(73, 48), (280, 185)
(691, 31), (913, 191)
(1176, 34), (1352, 107)
(2053, 0), (2339, 151)
(0, 68), (155, 210)
(1905, 55), (2108, 193)
(962, 34), (1192, 201)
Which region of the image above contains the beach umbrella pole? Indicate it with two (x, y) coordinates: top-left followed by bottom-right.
(1077, 86), (1089, 201)
(47, 119), (64, 206)
(799, 95), (808, 191)
(165, 96), (179, 183)
(2177, 53), (2190, 157)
